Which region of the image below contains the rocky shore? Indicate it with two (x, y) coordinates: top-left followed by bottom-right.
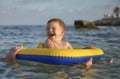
(94, 18), (120, 26)
(74, 18), (120, 29)
(74, 20), (96, 29)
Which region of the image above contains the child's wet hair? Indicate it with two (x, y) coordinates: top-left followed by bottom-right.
(47, 18), (66, 31)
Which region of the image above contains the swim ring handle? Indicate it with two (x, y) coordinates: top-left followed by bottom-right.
(38, 43), (45, 48)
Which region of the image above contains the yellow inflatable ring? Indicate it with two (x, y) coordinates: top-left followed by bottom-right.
(16, 47), (104, 64)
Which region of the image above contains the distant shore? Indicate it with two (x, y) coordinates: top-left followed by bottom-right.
(74, 18), (120, 29)
(93, 18), (120, 26)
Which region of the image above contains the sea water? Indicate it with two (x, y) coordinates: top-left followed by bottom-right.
(0, 25), (120, 79)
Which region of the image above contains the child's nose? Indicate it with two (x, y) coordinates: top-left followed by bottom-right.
(49, 29), (53, 32)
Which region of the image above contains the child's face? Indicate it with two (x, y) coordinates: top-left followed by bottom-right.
(47, 22), (64, 40)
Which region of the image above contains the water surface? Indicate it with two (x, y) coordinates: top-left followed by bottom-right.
(0, 25), (120, 79)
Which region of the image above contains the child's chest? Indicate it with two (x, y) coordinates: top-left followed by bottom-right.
(52, 41), (67, 49)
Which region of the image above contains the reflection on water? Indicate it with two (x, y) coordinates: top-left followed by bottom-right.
(0, 25), (120, 79)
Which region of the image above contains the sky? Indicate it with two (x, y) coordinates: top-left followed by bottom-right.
(0, 0), (120, 25)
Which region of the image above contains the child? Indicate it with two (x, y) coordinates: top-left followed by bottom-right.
(0, 18), (101, 68)
(45, 18), (72, 49)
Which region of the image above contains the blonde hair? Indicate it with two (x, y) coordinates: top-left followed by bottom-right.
(47, 18), (66, 31)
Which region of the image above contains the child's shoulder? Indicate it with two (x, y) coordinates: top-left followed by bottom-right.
(63, 40), (72, 46)
(63, 41), (72, 49)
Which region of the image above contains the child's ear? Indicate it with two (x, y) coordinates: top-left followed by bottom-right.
(61, 31), (65, 36)
(61, 31), (64, 35)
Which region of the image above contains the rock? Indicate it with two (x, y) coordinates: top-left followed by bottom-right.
(74, 20), (96, 29)
(94, 18), (120, 26)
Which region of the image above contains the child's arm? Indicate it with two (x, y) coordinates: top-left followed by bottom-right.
(45, 39), (54, 48)
(64, 41), (73, 49)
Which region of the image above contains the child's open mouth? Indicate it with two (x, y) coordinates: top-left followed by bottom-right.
(49, 34), (55, 37)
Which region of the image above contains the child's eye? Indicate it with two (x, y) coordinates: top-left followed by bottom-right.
(53, 28), (55, 30)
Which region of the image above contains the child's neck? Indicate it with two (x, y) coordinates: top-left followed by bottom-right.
(49, 38), (62, 42)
